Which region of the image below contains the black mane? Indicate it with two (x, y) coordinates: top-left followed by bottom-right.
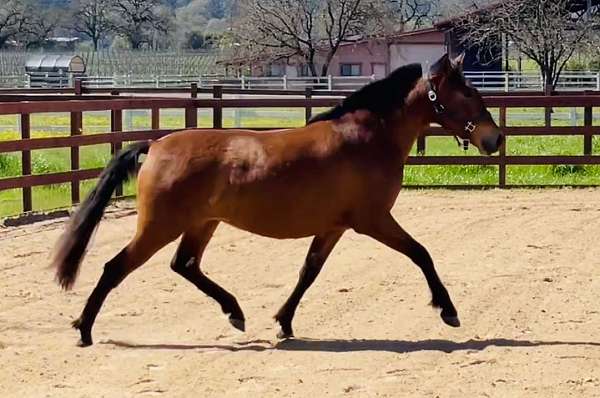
(308, 63), (423, 124)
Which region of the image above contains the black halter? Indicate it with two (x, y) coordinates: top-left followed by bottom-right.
(426, 79), (486, 151)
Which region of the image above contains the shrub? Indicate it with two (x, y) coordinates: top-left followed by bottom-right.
(551, 164), (585, 176)
(0, 154), (20, 176)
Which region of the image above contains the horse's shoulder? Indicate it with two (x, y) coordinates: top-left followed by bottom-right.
(331, 109), (380, 144)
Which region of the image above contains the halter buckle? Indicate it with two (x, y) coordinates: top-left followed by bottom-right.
(465, 121), (476, 134)
(428, 90), (437, 102)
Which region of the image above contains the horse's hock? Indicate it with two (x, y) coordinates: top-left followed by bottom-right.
(1, 189), (600, 396)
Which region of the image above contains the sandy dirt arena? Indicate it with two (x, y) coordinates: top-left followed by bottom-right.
(1, 189), (600, 397)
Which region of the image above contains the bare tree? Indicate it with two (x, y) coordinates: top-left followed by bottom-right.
(70, 0), (114, 51)
(21, 9), (60, 49)
(0, 1), (61, 49)
(385, 0), (440, 30)
(0, 0), (30, 49)
(109, 0), (171, 49)
(455, 0), (599, 89)
(230, 0), (434, 77)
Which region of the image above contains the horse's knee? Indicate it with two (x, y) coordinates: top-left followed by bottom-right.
(170, 252), (195, 274)
(299, 253), (323, 279)
(404, 241), (433, 268)
(306, 253), (321, 267)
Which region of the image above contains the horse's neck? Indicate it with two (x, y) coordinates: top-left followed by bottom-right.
(386, 82), (433, 161)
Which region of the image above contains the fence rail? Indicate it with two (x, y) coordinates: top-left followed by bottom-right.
(4, 71), (600, 91)
(54, 71), (600, 92)
(0, 85), (599, 216)
(464, 71), (600, 92)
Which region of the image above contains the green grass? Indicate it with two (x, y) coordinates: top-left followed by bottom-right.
(1, 107), (600, 218)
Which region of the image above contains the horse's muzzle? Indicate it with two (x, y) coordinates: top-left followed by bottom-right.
(481, 130), (505, 155)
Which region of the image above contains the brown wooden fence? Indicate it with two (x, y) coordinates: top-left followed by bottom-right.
(0, 84), (599, 215)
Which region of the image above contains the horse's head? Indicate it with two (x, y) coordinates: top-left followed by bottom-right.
(427, 53), (504, 155)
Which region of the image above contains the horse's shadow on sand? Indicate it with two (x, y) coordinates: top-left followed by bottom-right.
(102, 337), (600, 354)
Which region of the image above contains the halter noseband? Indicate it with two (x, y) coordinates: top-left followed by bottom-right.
(426, 79), (485, 151)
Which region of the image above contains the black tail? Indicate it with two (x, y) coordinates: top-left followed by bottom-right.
(53, 141), (151, 290)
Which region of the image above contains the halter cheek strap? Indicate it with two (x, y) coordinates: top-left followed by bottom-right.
(426, 79), (479, 150)
(427, 88), (445, 115)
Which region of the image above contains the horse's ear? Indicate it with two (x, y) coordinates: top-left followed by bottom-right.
(429, 53), (452, 78)
(452, 52), (465, 71)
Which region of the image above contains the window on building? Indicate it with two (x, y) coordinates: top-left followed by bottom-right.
(298, 64), (321, 77)
(266, 64), (285, 77)
(298, 64), (310, 77)
(340, 63), (362, 76)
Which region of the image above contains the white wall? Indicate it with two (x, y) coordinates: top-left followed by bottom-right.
(285, 65), (298, 78)
(390, 44), (446, 72)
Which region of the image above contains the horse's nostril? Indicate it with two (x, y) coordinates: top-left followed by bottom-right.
(482, 132), (504, 154)
(496, 133), (505, 148)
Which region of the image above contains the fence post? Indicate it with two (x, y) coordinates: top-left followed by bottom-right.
(596, 72), (600, 91)
(498, 107), (507, 188)
(304, 87), (313, 123)
(416, 135), (426, 155)
(241, 75), (245, 90)
(20, 114), (32, 212)
(110, 91), (123, 196)
(74, 78), (82, 96)
(70, 80), (83, 204)
(283, 75), (288, 90)
(151, 107), (160, 130)
(185, 83), (198, 128)
(328, 75), (333, 91)
(504, 72), (509, 93)
(212, 85), (223, 128)
(584, 106), (593, 156)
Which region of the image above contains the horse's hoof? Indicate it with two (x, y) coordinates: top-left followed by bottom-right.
(76, 338), (93, 347)
(276, 329), (294, 340)
(441, 315), (461, 328)
(72, 319), (93, 345)
(229, 318), (246, 332)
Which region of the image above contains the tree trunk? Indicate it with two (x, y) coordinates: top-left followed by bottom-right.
(321, 50), (336, 77)
(307, 49), (318, 77)
(545, 70), (555, 92)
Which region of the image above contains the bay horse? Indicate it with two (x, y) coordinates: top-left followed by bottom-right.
(53, 53), (504, 347)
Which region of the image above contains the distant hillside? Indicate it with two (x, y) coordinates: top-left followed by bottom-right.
(38, 0), (70, 7)
(38, 0), (230, 14)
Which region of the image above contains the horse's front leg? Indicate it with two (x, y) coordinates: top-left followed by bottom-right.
(356, 213), (460, 327)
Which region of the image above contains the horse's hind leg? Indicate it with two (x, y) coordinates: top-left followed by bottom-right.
(170, 222), (246, 331)
(72, 229), (178, 347)
(275, 230), (344, 339)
